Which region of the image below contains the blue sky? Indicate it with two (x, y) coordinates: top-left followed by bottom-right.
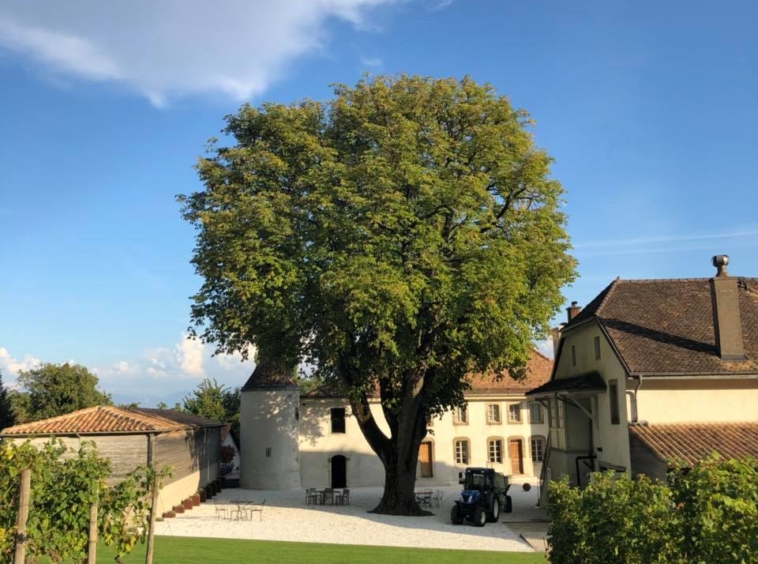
(1, 0), (757, 405)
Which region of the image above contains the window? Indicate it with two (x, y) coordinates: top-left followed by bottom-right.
(454, 406), (468, 424)
(487, 404), (501, 423)
(454, 439), (469, 464)
(488, 439), (503, 463)
(594, 336), (601, 360)
(530, 437), (546, 462)
(331, 407), (346, 433)
(608, 380), (620, 425)
(529, 402), (544, 424)
(571, 344), (577, 366)
(549, 398), (564, 428)
(508, 403), (522, 423)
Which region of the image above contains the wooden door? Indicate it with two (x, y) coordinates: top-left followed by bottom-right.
(509, 439), (524, 475)
(418, 442), (433, 478)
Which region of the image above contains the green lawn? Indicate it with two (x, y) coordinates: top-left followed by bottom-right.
(92, 537), (545, 564)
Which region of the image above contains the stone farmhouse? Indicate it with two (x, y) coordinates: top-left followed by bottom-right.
(528, 255), (758, 498)
(240, 350), (552, 490)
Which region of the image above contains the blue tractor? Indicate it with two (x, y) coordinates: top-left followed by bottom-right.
(451, 467), (512, 527)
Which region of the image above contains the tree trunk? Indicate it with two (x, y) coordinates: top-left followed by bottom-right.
(370, 443), (431, 516)
(349, 382), (431, 516)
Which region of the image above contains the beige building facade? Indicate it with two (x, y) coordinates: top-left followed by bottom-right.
(241, 350), (553, 490)
(529, 256), (758, 494)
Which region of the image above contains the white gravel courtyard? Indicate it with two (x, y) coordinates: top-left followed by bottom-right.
(155, 485), (542, 553)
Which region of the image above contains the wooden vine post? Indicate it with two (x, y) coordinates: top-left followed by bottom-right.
(87, 482), (99, 564)
(14, 467), (32, 564)
(145, 470), (160, 564)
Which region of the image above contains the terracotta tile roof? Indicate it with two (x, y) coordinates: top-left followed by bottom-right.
(134, 408), (224, 427)
(303, 349), (553, 398)
(525, 371), (605, 396)
(0, 405), (220, 436)
(466, 349), (553, 394)
(565, 277), (758, 375)
(629, 422), (758, 465)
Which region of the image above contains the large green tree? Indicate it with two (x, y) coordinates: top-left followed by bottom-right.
(183, 378), (240, 429)
(11, 363), (112, 423)
(180, 75), (575, 515)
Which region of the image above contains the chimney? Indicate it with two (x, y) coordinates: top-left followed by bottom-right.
(567, 301), (581, 323)
(710, 255), (745, 361)
(551, 323), (565, 357)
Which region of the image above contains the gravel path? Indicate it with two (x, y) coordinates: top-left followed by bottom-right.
(155, 485), (538, 553)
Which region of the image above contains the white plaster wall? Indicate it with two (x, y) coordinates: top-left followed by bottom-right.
(550, 322), (631, 478)
(298, 395), (549, 488)
(636, 378), (758, 423)
(240, 389), (301, 490)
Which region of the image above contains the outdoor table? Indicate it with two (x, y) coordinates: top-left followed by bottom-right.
(415, 490), (433, 507)
(229, 498), (256, 520)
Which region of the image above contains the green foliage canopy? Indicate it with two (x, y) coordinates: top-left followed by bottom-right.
(183, 378), (240, 425)
(0, 438), (170, 562)
(11, 363), (112, 424)
(180, 75), (576, 513)
(547, 456), (758, 564)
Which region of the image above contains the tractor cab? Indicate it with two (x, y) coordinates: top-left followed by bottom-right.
(451, 467), (511, 527)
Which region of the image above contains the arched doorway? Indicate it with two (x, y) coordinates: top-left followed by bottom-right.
(331, 455), (347, 488)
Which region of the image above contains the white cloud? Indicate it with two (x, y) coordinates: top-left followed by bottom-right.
(0, 0), (405, 106)
(0, 347), (41, 379)
(176, 335), (205, 377)
(430, 0), (453, 11)
(359, 56), (383, 68)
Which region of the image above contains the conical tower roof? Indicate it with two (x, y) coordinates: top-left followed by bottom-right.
(241, 357), (298, 391)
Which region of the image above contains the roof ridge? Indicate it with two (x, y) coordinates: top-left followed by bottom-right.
(594, 276), (621, 316)
(616, 277), (758, 284)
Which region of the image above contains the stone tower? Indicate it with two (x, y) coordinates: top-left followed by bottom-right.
(239, 358), (301, 490)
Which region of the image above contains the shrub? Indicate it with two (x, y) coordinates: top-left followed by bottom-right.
(669, 456), (758, 564)
(547, 455), (757, 564)
(0, 438), (169, 563)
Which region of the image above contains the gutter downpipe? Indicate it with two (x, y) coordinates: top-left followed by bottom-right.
(627, 375), (643, 424)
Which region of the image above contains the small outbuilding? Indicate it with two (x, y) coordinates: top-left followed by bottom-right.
(0, 406), (224, 515)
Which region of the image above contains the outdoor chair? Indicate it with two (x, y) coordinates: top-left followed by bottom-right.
(213, 497), (229, 520)
(433, 490), (443, 508)
(249, 499), (266, 521)
(335, 489), (350, 506)
(305, 488), (318, 505)
(322, 487), (334, 505)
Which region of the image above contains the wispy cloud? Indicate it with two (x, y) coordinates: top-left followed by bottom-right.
(359, 56), (384, 68)
(430, 0), (454, 11)
(0, 347), (40, 381)
(0, 0), (406, 107)
(574, 228), (758, 250)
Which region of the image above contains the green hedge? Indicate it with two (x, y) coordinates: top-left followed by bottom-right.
(547, 455), (758, 564)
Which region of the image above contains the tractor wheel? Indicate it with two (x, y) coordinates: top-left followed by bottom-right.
(450, 505), (463, 525)
(473, 506), (486, 527)
(488, 496), (500, 523)
(505, 495), (513, 513)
